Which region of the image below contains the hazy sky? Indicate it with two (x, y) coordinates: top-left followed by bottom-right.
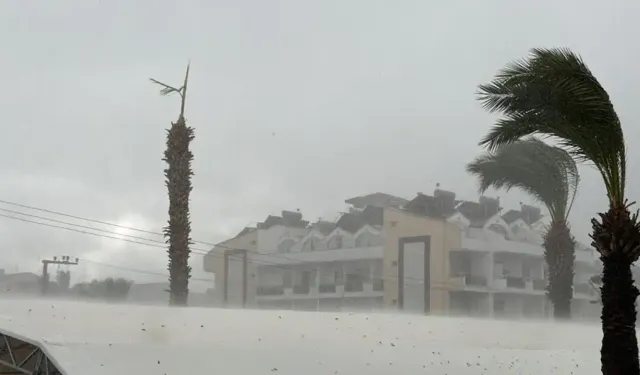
(0, 0), (638, 288)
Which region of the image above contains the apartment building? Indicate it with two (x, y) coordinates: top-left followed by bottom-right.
(203, 190), (599, 319)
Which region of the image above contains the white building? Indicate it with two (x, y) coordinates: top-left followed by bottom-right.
(204, 191), (600, 320)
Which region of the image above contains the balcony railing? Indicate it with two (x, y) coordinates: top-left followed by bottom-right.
(506, 276), (525, 289)
(450, 273), (487, 288)
(257, 286), (285, 296)
(345, 280), (364, 292)
(465, 275), (487, 287)
(293, 284), (310, 294)
(532, 279), (546, 291)
(319, 284), (337, 293)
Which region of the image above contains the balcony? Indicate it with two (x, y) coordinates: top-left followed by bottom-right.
(345, 279), (364, 292)
(257, 286), (285, 296)
(319, 284), (337, 293)
(449, 274), (488, 288)
(293, 284), (310, 295)
(532, 279), (546, 291)
(466, 275), (488, 287)
(505, 276), (526, 289)
(462, 236), (594, 263)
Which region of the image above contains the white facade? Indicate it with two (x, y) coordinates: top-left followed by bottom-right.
(243, 209), (598, 319)
(446, 211), (598, 319)
(251, 223), (385, 311)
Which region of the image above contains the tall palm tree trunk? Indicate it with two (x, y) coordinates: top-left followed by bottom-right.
(164, 114), (194, 306)
(592, 205), (640, 374)
(544, 220), (575, 319)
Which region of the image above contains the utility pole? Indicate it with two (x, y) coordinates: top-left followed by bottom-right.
(41, 256), (79, 296)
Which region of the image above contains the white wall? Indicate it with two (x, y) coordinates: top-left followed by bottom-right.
(257, 226), (310, 254)
(226, 253), (245, 307)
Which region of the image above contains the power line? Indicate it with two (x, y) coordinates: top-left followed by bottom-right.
(0, 211), (212, 255)
(0, 211), (434, 288)
(0, 198), (216, 246)
(0, 199), (379, 268)
(0, 199), (345, 261)
(0, 199), (464, 288)
(0, 212), (189, 251)
(0, 199), (575, 299)
(78, 258), (213, 283)
(0, 199), (387, 269)
(0, 208), (168, 247)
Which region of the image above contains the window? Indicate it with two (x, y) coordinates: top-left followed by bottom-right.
(328, 235), (343, 249)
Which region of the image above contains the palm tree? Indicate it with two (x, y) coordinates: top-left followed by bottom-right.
(150, 63), (194, 306)
(467, 138), (579, 319)
(477, 47), (640, 374)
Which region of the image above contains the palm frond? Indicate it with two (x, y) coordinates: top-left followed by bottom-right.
(477, 47), (626, 206)
(467, 138), (579, 222)
(150, 62), (191, 117)
(149, 78), (182, 96)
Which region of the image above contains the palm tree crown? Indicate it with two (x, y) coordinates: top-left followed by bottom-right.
(477, 48), (626, 207)
(467, 138), (579, 222)
(478, 47), (639, 374)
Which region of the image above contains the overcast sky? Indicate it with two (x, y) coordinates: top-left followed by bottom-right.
(0, 0), (638, 288)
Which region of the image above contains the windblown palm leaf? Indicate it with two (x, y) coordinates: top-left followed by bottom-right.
(477, 48), (626, 207)
(149, 79), (182, 96)
(467, 138), (579, 222)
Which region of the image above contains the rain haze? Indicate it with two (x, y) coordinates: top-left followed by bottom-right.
(1, 1), (640, 374)
(0, 2), (638, 286)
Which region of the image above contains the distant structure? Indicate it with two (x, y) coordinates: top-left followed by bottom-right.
(344, 192), (408, 211)
(204, 189), (599, 320)
(0, 270), (41, 295)
(41, 256), (79, 295)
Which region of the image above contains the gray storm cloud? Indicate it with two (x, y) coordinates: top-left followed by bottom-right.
(0, 0), (637, 283)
